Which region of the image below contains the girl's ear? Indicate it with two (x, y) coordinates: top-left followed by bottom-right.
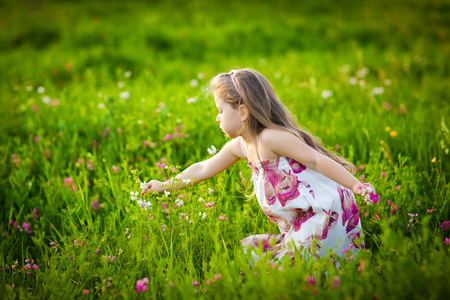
(239, 105), (249, 122)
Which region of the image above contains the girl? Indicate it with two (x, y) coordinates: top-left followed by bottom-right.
(141, 68), (376, 260)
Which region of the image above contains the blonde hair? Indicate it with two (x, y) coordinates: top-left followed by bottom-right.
(209, 68), (355, 174)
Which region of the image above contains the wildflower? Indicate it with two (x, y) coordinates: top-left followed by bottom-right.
(431, 157), (436, 163)
(204, 202), (214, 208)
(93, 140), (98, 147)
(119, 91), (130, 99)
(33, 264), (38, 270)
(32, 105), (39, 111)
(37, 86), (45, 94)
(162, 134), (172, 141)
(441, 221), (450, 230)
(389, 131), (397, 137)
(24, 264), (31, 270)
(218, 215), (228, 222)
(84, 289), (89, 294)
(161, 202), (167, 209)
(161, 225), (165, 231)
(382, 172), (386, 178)
(74, 240), (79, 247)
(356, 68), (369, 78)
(144, 140), (150, 147)
(349, 77), (358, 85)
(124, 71), (132, 78)
(87, 160), (94, 170)
(383, 101), (392, 110)
(395, 186), (401, 191)
(192, 281), (198, 286)
(208, 188), (214, 194)
(164, 191), (170, 197)
(444, 238), (450, 245)
(92, 199), (101, 210)
(187, 97), (196, 103)
(372, 87), (384, 95)
(321, 90), (332, 99)
(207, 145), (217, 155)
(332, 276), (340, 289)
(96, 248), (100, 254)
(135, 278), (149, 292)
(112, 165), (119, 173)
(190, 79), (198, 87)
(173, 132), (182, 138)
(306, 276), (316, 286)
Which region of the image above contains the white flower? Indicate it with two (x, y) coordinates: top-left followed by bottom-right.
(349, 77), (358, 85)
(140, 181), (147, 189)
(384, 79), (392, 86)
(124, 71), (132, 78)
(37, 86), (45, 94)
(187, 97), (196, 103)
(321, 90), (333, 99)
(164, 190), (170, 197)
(182, 178), (192, 185)
(97, 103), (105, 109)
(356, 68), (369, 78)
(207, 145), (217, 155)
(42, 96), (50, 104)
(118, 82), (124, 88)
(190, 79), (198, 87)
(119, 91), (130, 99)
(372, 87), (385, 95)
(202, 212), (206, 219)
(197, 73), (205, 79)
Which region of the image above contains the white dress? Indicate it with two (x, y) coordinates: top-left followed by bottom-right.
(239, 137), (363, 261)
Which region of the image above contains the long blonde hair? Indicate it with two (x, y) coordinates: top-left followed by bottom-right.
(209, 68), (355, 174)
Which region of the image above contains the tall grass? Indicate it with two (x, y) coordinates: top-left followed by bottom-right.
(1, 0), (449, 298)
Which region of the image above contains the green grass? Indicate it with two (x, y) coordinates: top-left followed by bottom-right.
(1, 0), (450, 298)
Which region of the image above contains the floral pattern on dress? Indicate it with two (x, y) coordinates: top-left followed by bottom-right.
(242, 156), (364, 262)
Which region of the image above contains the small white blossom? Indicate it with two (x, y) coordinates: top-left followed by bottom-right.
(119, 91), (130, 99)
(321, 90), (333, 99)
(182, 178), (192, 185)
(140, 181), (147, 189)
(372, 87), (385, 95)
(207, 145), (217, 155)
(190, 79), (198, 87)
(384, 79), (392, 86)
(356, 68), (369, 78)
(197, 72), (205, 79)
(164, 190), (171, 197)
(124, 71), (132, 78)
(187, 97), (196, 103)
(42, 96), (50, 104)
(349, 77), (358, 85)
(37, 86), (45, 94)
(97, 103), (105, 109)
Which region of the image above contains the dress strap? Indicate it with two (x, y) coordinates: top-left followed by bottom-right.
(239, 137), (248, 160)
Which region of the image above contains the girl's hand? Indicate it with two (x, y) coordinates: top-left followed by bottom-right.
(352, 181), (379, 204)
(141, 180), (165, 196)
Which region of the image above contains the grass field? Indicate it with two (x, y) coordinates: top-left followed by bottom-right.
(1, 0), (450, 298)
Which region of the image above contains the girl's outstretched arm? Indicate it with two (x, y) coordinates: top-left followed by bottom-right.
(141, 138), (242, 195)
(263, 129), (372, 196)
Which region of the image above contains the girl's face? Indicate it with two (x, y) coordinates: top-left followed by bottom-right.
(214, 92), (241, 139)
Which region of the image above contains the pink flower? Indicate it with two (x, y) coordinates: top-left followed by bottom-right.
(173, 132), (182, 138)
(192, 281), (198, 286)
(444, 238), (450, 245)
(92, 199), (101, 210)
(208, 188), (214, 194)
(24, 264), (31, 270)
(441, 221), (450, 230)
(33, 264), (38, 270)
(162, 134), (172, 141)
(93, 140), (98, 147)
(395, 186), (401, 191)
(382, 172), (386, 178)
(204, 202), (214, 208)
(332, 277), (340, 289)
(84, 289), (89, 294)
(144, 140), (150, 147)
(74, 240), (79, 247)
(112, 165), (119, 173)
(306, 275), (316, 286)
(161, 202), (167, 209)
(96, 248), (100, 254)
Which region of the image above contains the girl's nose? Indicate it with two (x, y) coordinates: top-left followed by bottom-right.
(216, 114), (220, 122)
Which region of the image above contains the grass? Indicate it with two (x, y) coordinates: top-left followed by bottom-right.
(0, 0), (450, 298)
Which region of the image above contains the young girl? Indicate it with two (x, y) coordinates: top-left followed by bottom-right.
(141, 68), (376, 261)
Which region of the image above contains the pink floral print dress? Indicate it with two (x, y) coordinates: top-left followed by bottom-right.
(239, 137), (363, 261)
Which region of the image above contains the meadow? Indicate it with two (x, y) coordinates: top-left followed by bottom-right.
(1, 0), (450, 298)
